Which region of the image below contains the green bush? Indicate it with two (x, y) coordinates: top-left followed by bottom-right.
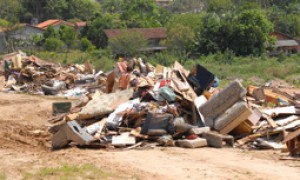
(147, 52), (177, 66)
(91, 56), (115, 72)
(80, 37), (95, 52)
(45, 38), (64, 52)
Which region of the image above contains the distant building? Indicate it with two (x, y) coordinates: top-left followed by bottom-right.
(269, 32), (300, 56)
(74, 22), (87, 34)
(104, 27), (167, 52)
(0, 24), (44, 52)
(35, 19), (74, 30)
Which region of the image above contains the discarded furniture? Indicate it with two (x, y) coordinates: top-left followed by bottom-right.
(198, 80), (251, 134)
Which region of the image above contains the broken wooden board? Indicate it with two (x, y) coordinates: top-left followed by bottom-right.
(220, 108), (252, 134)
(262, 106), (300, 117)
(261, 113), (278, 128)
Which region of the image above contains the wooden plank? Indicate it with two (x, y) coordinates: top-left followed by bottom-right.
(262, 113), (278, 128)
(220, 109), (252, 134)
(283, 128), (300, 143)
(262, 106), (300, 117)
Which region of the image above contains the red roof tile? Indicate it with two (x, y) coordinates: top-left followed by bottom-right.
(36, 19), (74, 29)
(104, 28), (167, 39)
(75, 22), (87, 27)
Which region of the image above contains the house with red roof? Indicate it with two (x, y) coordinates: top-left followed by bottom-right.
(269, 32), (300, 56)
(74, 22), (87, 33)
(35, 19), (74, 30)
(104, 27), (167, 52)
(0, 24), (44, 52)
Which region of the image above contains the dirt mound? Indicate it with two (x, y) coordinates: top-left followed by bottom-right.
(0, 120), (51, 150)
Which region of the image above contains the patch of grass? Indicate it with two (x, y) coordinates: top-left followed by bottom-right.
(196, 54), (300, 87)
(0, 172), (6, 180)
(23, 164), (116, 180)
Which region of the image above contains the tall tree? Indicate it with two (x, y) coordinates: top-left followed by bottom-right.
(120, 0), (169, 28)
(0, 0), (22, 23)
(59, 25), (77, 50)
(230, 10), (273, 55)
(166, 24), (195, 57)
(84, 13), (122, 48)
(67, 0), (101, 21)
(101, 0), (122, 14)
(108, 30), (147, 57)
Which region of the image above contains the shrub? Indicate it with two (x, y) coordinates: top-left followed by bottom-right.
(45, 38), (64, 52)
(80, 37), (95, 52)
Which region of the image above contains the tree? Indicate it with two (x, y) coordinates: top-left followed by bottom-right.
(85, 13), (122, 48)
(43, 0), (100, 20)
(43, 26), (60, 39)
(108, 30), (147, 57)
(0, 0), (22, 23)
(195, 10), (273, 56)
(44, 0), (68, 19)
(275, 14), (300, 37)
(230, 10), (273, 55)
(205, 0), (234, 15)
(59, 25), (77, 50)
(196, 13), (222, 54)
(80, 37), (95, 52)
(101, 0), (123, 14)
(166, 13), (204, 34)
(172, 0), (204, 13)
(120, 0), (169, 28)
(45, 38), (64, 51)
(67, 0), (101, 20)
(166, 24), (195, 57)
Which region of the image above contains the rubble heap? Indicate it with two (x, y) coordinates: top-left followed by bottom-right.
(0, 51), (100, 97)
(1, 52), (300, 156)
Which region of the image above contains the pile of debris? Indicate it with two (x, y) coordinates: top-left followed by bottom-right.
(1, 52), (300, 156)
(0, 51), (101, 97)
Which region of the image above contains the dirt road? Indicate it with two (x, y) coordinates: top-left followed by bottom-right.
(0, 92), (299, 180)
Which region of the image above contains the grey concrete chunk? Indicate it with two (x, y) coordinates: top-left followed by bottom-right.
(176, 138), (207, 148)
(203, 132), (234, 148)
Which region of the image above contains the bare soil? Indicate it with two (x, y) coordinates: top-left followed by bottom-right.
(0, 92), (299, 180)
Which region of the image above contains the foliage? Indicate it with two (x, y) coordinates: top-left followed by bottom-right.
(84, 13), (122, 48)
(274, 14), (300, 37)
(45, 38), (64, 52)
(108, 30), (147, 57)
(196, 10), (273, 56)
(43, 26), (60, 39)
(0, 19), (10, 27)
(166, 13), (204, 33)
(80, 37), (95, 52)
(0, 0), (22, 23)
(101, 0), (123, 14)
(120, 0), (169, 28)
(231, 10), (273, 55)
(44, 0), (68, 19)
(147, 52), (177, 67)
(172, 0), (204, 13)
(166, 24), (195, 56)
(196, 13), (222, 54)
(59, 25), (77, 49)
(27, 0), (100, 21)
(205, 0), (234, 15)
